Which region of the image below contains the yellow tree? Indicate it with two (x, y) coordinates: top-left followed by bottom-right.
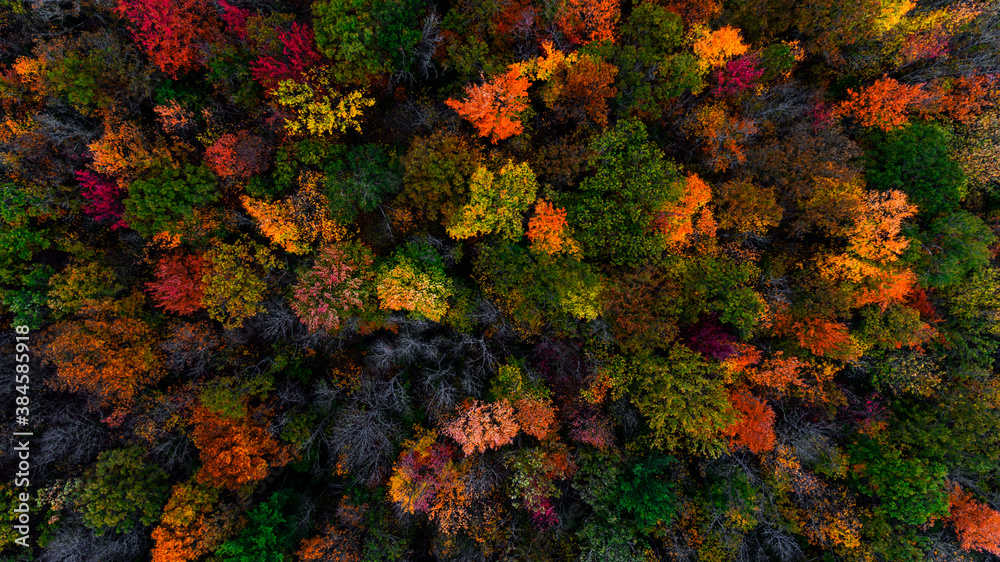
(447, 161), (538, 240)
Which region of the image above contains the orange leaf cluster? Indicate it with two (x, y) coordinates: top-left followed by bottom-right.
(297, 524), (361, 562)
(445, 66), (530, 143)
(748, 352), (807, 392)
(689, 102), (758, 172)
(514, 396), (557, 440)
(555, 0), (619, 45)
(203, 131), (271, 180)
(527, 199), (580, 257)
(189, 404), (293, 490)
(848, 190), (917, 263)
(837, 76), (931, 131)
(693, 26), (749, 69)
(947, 484), (1000, 555)
(773, 312), (859, 361)
(150, 479), (235, 562)
(655, 173), (711, 245)
(40, 304), (163, 414)
(723, 391), (776, 453)
(443, 399), (520, 455)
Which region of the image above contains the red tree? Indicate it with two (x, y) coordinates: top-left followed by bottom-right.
(77, 170), (127, 229)
(203, 131), (272, 180)
(146, 254), (207, 315)
(250, 22), (323, 93)
(116, 0), (222, 78)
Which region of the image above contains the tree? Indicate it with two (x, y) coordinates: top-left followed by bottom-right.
(250, 22), (322, 93)
(77, 170), (127, 229)
(906, 210), (996, 289)
(693, 26), (749, 70)
(713, 53), (764, 97)
(527, 199), (581, 258)
(189, 403), (294, 491)
(290, 241), (378, 332)
(849, 437), (950, 526)
(271, 73), (376, 137)
(388, 428), (471, 533)
(376, 242), (454, 322)
(442, 399), (519, 455)
(124, 163), (219, 237)
(722, 391), (776, 454)
(77, 446), (169, 535)
(398, 131), (481, 224)
(570, 118), (684, 266)
(712, 178), (782, 235)
(475, 240), (603, 333)
(150, 477), (236, 562)
(203, 132), (272, 180)
(324, 144), (403, 223)
(447, 160), (538, 240)
(48, 261), (121, 319)
(40, 300), (163, 415)
(201, 239), (282, 329)
(116, 0), (222, 78)
(215, 491), (300, 561)
(686, 101), (758, 172)
(837, 76), (930, 131)
(629, 346), (738, 456)
(312, 0), (423, 85)
(653, 173), (712, 245)
(554, 0), (619, 45)
(866, 122), (967, 219)
(947, 483), (1000, 556)
(145, 253), (207, 315)
(445, 65), (531, 143)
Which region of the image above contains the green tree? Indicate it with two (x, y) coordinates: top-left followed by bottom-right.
(592, 3), (704, 119)
(324, 144), (402, 223)
(202, 239), (283, 329)
(849, 436), (950, 526)
(475, 241), (603, 334)
(124, 163), (219, 237)
(447, 161), (538, 240)
(905, 210), (996, 289)
(77, 447), (170, 535)
(215, 491), (301, 561)
(398, 131), (481, 224)
(630, 346), (737, 456)
(312, 0), (423, 85)
(569, 118), (684, 267)
(865, 123), (967, 218)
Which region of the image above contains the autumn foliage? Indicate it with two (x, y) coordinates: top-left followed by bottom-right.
(527, 199), (581, 257)
(189, 404), (293, 491)
(443, 399), (520, 455)
(947, 484), (1000, 555)
(836, 76), (931, 131)
(445, 66), (531, 143)
(723, 391), (776, 453)
(116, 0), (221, 78)
(40, 302), (163, 415)
(145, 254), (207, 315)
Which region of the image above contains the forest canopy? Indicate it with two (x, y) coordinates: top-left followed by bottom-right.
(3, 0), (1000, 560)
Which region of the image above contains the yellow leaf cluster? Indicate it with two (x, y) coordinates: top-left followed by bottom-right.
(274, 75), (375, 136)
